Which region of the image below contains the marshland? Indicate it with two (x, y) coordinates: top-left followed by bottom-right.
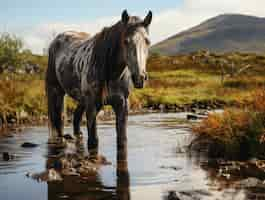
(1, 9), (265, 200)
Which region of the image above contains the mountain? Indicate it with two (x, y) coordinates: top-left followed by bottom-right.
(151, 14), (265, 55)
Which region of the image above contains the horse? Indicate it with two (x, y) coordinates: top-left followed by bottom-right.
(45, 10), (152, 159)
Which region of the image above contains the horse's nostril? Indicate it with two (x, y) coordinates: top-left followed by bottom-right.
(144, 73), (148, 81)
(140, 75), (145, 81)
(141, 73), (148, 81)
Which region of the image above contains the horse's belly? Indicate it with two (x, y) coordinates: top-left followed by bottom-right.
(56, 59), (82, 101)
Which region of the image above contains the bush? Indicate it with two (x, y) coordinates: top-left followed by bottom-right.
(0, 33), (23, 72)
(192, 90), (265, 160)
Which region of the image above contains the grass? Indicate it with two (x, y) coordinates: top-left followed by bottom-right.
(131, 71), (260, 109)
(0, 74), (46, 125)
(1, 50), (264, 160)
(1, 51), (265, 126)
(128, 52), (265, 109)
(131, 69), (218, 107)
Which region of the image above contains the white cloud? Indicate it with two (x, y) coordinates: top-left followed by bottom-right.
(4, 0), (265, 54)
(9, 16), (120, 54)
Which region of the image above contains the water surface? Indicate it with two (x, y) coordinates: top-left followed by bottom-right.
(0, 113), (248, 200)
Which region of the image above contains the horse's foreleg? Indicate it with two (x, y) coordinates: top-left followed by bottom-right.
(73, 104), (85, 137)
(112, 96), (128, 162)
(87, 114), (98, 149)
(86, 103), (101, 150)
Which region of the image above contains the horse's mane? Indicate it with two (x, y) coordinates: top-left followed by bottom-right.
(90, 16), (143, 83)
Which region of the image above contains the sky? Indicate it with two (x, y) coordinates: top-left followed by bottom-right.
(1, 0), (265, 54)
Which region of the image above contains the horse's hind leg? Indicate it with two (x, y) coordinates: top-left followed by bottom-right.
(47, 86), (65, 138)
(73, 103), (85, 137)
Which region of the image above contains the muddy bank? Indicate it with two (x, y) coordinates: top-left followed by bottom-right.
(0, 99), (223, 136)
(143, 99), (227, 113)
(0, 114), (47, 136)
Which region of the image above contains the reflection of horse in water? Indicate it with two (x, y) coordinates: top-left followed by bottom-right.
(47, 165), (130, 200)
(45, 10), (152, 161)
(46, 140), (130, 200)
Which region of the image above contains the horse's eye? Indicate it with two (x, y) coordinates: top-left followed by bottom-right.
(124, 38), (129, 46)
(145, 38), (151, 46)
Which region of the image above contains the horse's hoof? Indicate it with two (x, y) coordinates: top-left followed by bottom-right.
(87, 144), (98, 151)
(74, 131), (83, 139)
(48, 137), (67, 148)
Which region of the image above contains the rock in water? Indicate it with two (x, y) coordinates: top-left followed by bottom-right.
(2, 152), (11, 161)
(166, 191), (181, 200)
(187, 114), (206, 120)
(63, 134), (74, 140)
(235, 177), (262, 188)
(187, 114), (199, 120)
(47, 169), (63, 181)
(27, 168), (63, 182)
(21, 142), (39, 148)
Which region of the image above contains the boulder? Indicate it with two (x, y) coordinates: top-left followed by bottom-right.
(63, 134), (74, 140)
(21, 142), (39, 148)
(2, 152), (15, 161)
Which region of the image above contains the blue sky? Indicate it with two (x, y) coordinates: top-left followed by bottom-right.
(0, 0), (182, 26)
(1, 0), (264, 54)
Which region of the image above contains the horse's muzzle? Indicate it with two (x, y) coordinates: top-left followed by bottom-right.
(132, 74), (147, 89)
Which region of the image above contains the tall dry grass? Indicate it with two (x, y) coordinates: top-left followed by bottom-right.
(192, 89), (265, 159)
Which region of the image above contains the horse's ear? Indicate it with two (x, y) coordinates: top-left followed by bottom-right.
(121, 10), (129, 25)
(143, 11), (152, 28)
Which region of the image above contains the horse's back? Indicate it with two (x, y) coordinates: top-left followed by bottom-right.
(48, 31), (91, 101)
(49, 31), (90, 54)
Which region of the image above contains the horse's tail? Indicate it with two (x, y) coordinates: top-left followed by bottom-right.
(45, 39), (65, 139)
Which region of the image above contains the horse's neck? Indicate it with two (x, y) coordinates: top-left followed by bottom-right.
(75, 26), (127, 84)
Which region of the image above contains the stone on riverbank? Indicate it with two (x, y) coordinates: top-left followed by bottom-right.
(186, 114), (207, 120)
(21, 142), (39, 148)
(2, 152), (15, 161)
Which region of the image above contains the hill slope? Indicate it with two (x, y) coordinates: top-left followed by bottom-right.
(151, 14), (265, 55)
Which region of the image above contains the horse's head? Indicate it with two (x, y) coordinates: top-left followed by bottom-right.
(121, 10), (152, 89)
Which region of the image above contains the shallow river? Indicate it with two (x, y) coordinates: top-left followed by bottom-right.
(0, 113), (249, 200)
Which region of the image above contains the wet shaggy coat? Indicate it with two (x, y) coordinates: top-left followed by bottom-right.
(45, 10), (152, 154)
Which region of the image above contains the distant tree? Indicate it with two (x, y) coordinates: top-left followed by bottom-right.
(0, 33), (23, 73)
(19, 49), (33, 64)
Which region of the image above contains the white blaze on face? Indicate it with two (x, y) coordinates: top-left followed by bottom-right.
(128, 27), (150, 78)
